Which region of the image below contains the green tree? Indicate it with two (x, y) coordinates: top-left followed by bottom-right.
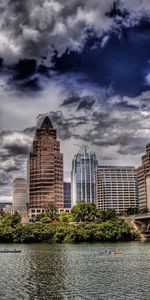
(139, 207), (149, 214)
(1, 212), (21, 227)
(35, 213), (45, 222)
(11, 212), (21, 227)
(71, 201), (98, 222)
(126, 207), (139, 215)
(40, 216), (51, 223)
(59, 212), (75, 223)
(45, 203), (58, 222)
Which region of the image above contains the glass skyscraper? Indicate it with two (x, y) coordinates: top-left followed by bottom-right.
(71, 145), (98, 207)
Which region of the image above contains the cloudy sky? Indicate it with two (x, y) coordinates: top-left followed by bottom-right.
(1, 0), (150, 201)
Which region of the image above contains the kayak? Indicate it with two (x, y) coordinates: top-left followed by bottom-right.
(97, 249), (123, 254)
(0, 250), (22, 253)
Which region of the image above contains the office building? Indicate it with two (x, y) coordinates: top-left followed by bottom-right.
(137, 143), (150, 210)
(71, 145), (98, 206)
(64, 182), (71, 209)
(27, 116), (64, 217)
(96, 166), (138, 213)
(12, 178), (27, 213)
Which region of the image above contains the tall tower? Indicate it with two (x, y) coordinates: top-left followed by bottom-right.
(71, 145), (98, 207)
(28, 116), (64, 217)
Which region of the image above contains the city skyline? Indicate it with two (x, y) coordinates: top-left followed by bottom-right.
(1, 1), (150, 201)
(1, 113), (150, 203)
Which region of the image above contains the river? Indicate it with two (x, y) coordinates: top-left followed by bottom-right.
(0, 242), (150, 300)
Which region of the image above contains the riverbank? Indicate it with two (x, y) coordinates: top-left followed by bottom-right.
(0, 219), (139, 243)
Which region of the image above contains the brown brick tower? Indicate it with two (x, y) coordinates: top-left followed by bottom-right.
(27, 116), (64, 217)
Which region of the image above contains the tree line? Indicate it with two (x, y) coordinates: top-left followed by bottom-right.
(0, 202), (139, 243)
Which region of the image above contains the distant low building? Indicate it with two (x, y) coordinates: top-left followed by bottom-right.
(95, 166), (138, 213)
(12, 178), (27, 213)
(0, 202), (12, 209)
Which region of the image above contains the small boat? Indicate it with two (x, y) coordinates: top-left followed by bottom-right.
(0, 249), (22, 253)
(97, 249), (123, 255)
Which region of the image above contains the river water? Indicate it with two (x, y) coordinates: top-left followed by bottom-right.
(0, 242), (150, 300)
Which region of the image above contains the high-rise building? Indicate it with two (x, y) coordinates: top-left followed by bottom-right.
(137, 143), (150, 210)
(12, 178), (27, 213)
(64, 182), (71, 209)
(96, 166), (138, 213)
(27, 116), (64, 217)
(71, 145), (98, 207)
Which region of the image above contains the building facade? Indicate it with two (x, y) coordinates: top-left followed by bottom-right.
(64, 182), (71, 209)
(137, 143), (150, 210)
(12, 178), (27, 213)
(27, 116), (64, 217)
(96, 166), (138, 213)
(71, 146), (98, 207)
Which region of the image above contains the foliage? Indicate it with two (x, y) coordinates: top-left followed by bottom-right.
(126, 207), (139, 215)
(40, 216), (51, 223)
(71, 202), (117, 223)
(1, 212), (21, 228)
(71, 201), (99, 222)
(45, 203), (58, 221)
(126, 207), (149, 216)
(138, 207), (149, 214)
(35, 213), (45, 222)
(97, 209), (117, 222)
(59, 212), (75, 223)
(0, 218), (138, 243)
(0, 205), (139, 243)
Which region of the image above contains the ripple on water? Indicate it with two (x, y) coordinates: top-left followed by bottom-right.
(0, 242), (150, 299)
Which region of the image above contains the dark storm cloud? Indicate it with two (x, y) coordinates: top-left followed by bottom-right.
(61, 94), (81, 107)
(0, 0), (150, 64)
(23, 126), (36, 135)
(0, 0), (115, 63)
(0, 131), (32, 157)
(36, 92), (150, 156)
(0, 170), (12, 186)
(61, 94), (95, 111)
(0, 130), (32, 183)
(55, 22), (150, 97)
(79, 106), (150, 155)
(0, 129), (33, 196)
(0, 1), (150, 95)
(77, 98), (95, 110)
(6, 59), (48, 91)
(1, 91), (150, 178)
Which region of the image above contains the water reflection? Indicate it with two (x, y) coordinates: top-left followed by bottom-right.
(23, 243), (67, 299)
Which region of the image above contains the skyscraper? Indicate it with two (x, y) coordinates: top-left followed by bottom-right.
(95, 166), (138, 213)
(12, 178), (27, 213)
(27, 116), (64, 217)
(137, 143), (150, 210)
(71, 145), (98, 207)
